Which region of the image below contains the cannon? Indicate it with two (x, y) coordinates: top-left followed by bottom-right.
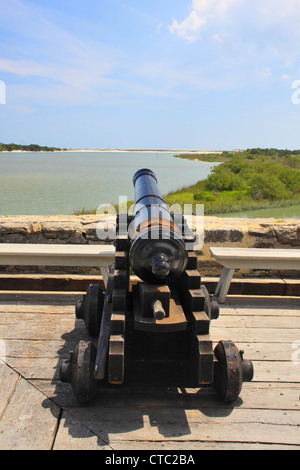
(59, 168), (254, 404)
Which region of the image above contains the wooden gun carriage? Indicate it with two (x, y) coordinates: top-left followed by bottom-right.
(59, 169), (253, 403)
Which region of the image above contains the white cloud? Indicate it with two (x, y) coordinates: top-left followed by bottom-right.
(0, 57), (110, 89)
(169, 0), (239, 42)
(168, 0), (300, 88)
(169, 8), (207, 42)
(0, 0), (121, 108)
(258, 66), (272, 78)
(169, 0), (300, 44)
(212, 34), (224, 43)
(156, 23), (163, 33)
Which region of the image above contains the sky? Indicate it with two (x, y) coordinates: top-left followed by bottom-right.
(1, 0), (300, 150)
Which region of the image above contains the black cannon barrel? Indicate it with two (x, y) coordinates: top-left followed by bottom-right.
(128, 169), (188, 284)
(133, 168), (165, 206)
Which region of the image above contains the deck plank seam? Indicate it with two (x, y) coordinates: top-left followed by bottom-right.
(0, 364), (20, 421)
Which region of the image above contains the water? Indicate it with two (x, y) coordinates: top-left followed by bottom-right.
(213, 204), (300, 219)
(0, 151), (217, 215)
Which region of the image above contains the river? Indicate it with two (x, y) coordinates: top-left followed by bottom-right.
(0, 151), (217, 215)
(1, 151), (299, 218)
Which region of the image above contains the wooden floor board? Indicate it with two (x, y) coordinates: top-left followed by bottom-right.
(0, 289), (299, 450)
(0, 363), (60, 450)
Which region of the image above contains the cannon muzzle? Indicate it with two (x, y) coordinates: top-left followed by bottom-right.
(128, 168), (188, 284)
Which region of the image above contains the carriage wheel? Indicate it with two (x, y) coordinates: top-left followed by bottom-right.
(201, 284), (211, 319)
(83, 283), (104, 337)
(214, 340), (243, 402)
(70, 340), (97, 404)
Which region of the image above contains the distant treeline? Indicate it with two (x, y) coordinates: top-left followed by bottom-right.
(175, 148), (300, 164)
(242, 148), (300, 157)
(0, 143), (64, 152)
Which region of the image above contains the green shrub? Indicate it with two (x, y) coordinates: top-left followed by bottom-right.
(248, 173), (289, 200)
(193, 192), (216, 201)
(205, 167), (245, 192)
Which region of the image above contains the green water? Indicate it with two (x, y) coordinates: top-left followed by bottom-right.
(0, 151), (217, 215)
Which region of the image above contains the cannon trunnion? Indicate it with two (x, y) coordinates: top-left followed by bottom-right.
(59, 169), (253, 404)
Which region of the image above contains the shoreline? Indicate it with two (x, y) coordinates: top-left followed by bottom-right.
(0, 149), (223, 154)
(62, 149), (223, 154)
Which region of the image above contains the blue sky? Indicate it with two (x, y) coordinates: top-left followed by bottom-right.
(1, 0), (300, 150)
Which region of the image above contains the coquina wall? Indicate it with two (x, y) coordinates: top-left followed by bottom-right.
(0, 215), (299, 277)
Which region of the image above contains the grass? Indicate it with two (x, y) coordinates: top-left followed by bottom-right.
(164, 192), (300, 215)
(164, 149), (300, 214)
(173, 152), (230, 163)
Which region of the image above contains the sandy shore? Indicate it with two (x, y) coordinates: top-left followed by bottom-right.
(0, 149), (223, 154)
(61, 149), (223, 154)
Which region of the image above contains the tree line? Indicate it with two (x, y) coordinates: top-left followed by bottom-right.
(0, 143), (64, 152)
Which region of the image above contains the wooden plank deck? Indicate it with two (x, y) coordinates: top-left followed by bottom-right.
(0, 289), (299, 450)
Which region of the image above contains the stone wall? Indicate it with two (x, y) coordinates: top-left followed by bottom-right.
(0, 215), (299, 277)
